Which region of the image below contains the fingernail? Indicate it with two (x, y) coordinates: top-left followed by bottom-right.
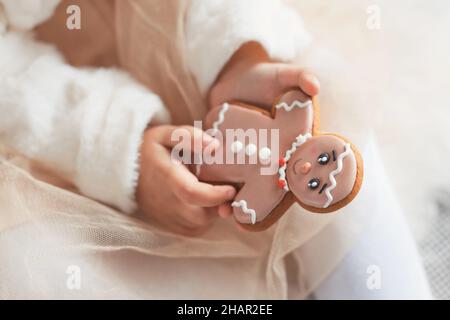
(203, 134), (214, 142)
(305, 74), (320, 93)
(203, 135), (220, 147)
(227, 188), (236, 198)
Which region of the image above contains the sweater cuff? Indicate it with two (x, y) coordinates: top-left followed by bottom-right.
(186, 0), (311, 95)
(75, 73), (169, 214)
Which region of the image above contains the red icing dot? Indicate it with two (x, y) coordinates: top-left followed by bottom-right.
(278, 180), (286, 189)
(278, 158), (286, 166)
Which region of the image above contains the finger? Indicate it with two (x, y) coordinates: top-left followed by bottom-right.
(180, 206), (216, 228)
(152, 202), (210, 233)
(298, 71), (320, 97)
(217, 203), (233, 219)
(276, 66), (320, 97)
(177, 225), (211, 237)
(164, 221), (211, 237)
(152, 125), (219, 151)
(236, 222), (248, 232)
(169, 164), (236, 207)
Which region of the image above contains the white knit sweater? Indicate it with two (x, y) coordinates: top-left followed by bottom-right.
(0, 0), (310, 213)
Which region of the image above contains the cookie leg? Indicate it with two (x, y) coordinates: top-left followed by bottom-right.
(231, 178), (287, 228)
(231, 195), (258, 225)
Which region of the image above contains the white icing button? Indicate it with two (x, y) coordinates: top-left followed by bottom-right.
(259, 147), (272, 161)
(245, 144), (257, 156)
(230, 141), (243, 153)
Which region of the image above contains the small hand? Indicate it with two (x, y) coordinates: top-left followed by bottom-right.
(136, 125), (236, 236)
(209, 42), (320, 109)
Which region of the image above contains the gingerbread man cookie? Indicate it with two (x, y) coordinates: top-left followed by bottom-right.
(197, 90), (363, 231)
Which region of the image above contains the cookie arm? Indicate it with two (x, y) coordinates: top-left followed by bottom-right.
(271, 91), (315, 143)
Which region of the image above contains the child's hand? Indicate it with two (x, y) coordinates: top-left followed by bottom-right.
(209, 42), (320, 109)
(136, 125), (236, 236)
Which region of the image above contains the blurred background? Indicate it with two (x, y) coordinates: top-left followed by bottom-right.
(292, 0), (450, 298)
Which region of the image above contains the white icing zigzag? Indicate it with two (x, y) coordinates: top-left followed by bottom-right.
(278, 133), (312, 191)
(232, 200), (257, 224)
(323, 143), (352, 208)
(211, 102), (229, 135)
(196, 103), (230, 176)
(275, 100), (312, 112)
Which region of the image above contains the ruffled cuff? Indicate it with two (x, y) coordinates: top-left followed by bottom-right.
(75, 72), (170, 213)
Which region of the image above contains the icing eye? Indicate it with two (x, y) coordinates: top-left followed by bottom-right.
(317, 153), (330, 165)
(308, 178), (320, 190)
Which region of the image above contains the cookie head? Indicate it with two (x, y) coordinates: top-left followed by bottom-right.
(286, 135), (361, 212)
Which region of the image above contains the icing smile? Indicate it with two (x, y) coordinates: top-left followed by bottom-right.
(318, 183), (328, 194)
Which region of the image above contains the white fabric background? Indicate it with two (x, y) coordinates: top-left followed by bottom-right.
(291, 0), (450, 299)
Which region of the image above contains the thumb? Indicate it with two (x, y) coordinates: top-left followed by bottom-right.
(156, 125), (219, 152)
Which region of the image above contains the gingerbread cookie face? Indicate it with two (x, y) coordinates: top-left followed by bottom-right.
(196, 90), (363, 231)
(286, 135), (357, 209)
